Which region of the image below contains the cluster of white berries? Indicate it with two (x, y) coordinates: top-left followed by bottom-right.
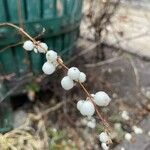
(23, 40), (112, 148)
(23, 40), (59, 75)
(61, 67), (86, 90)
(42, 50), (58, 75)
(23, 40), (48, 53)
(99, 132), (110, 150)
(76, 91), (112, 149)
(77, 91), (111, 117)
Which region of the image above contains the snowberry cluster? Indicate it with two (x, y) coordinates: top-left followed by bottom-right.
(77, 91), (111, 117)
(61, 67), (86, 90)
(23, 40), (48, 53)
(22, 39), (112, 147)
(42, 50), (58, 75)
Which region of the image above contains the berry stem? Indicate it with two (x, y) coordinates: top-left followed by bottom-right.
(0, 22), (112, 133)
(78, 82), (111, 131)
(0, 23), (47, 53)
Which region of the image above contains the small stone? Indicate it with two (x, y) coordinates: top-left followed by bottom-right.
(87, 121), (96, 128)
(124, 133), (132, 141)
(121, 111), (130, 121)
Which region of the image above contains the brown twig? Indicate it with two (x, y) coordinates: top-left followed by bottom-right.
(0, 28), (45, 53)
(0, 22), (112, 135)
(0, 23), (47, 53)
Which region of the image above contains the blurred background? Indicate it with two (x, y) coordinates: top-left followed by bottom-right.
(0, 0), (150, 149)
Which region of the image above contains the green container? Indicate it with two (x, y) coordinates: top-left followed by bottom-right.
(0, 0), (82, 132)
(0, 81), (13, 133)
(0, 0), (82, 75)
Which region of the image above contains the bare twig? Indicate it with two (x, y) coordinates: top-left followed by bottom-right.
(127, 56), (140, 88)
(0, 28), (45, 53)
(41, 101), (65, 117)
(0, 23), (113, 136)
(0, 73), (33, 103)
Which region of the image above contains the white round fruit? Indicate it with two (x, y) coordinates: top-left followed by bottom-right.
(23, 40), (34, 51)
(79, 72), (86, 83)
(61, 76), (74, 90)
(33, 48), (38, 53)
(67, 67), (80, 80)
(101, 143), (109, 150)
(87, 120), (96, 129)
(99, 132), (110, 143)
(80, 101), (95, 117)
(132, 126), (143, 134)
(77, 100), (84, 111)
(46, 50), (57, 62)
(42, 62), (56, 75)
(37, 42), (48, 53)
(94, 91), (111, 106)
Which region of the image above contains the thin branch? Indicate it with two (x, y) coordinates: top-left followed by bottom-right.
(127, 56), (140, 88)
(0, 73), (33, 103)
(0, 23), (47, 53)
(41, 101), (65, 116)
(0, 23), (113, 136)
(0, 28), (45, 53)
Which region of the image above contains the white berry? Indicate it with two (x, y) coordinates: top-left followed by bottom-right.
(94, 91), (111, 106)
(77, 100), (84, 111)
(42, 62), (56, 75)
(124, 133), (132, 141)
(132, 126), (143, 134)
(61, 76), (74, 90)
(37, 42), (48, 53)
(46, 50), (57, 62)
(79, 72), (86, 83)
(23, 40), (34, 51)
(80, 101), (95, 117)
(87, 120), (96, 128)
(99, 132), (110, 143)
(101, 143), (109, 150)
(67, 67), (80, 80)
